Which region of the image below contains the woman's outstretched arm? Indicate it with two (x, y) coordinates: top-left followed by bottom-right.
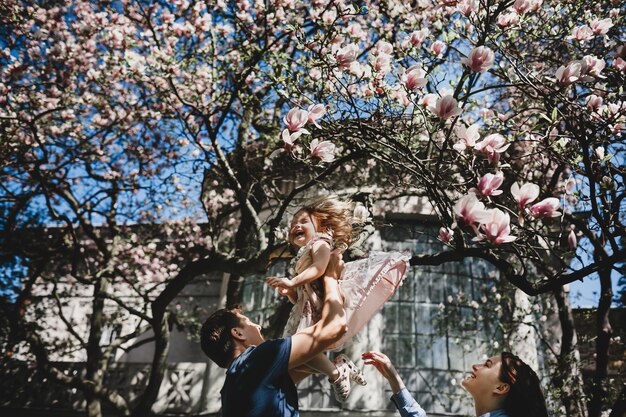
(362, 351), (427, 417)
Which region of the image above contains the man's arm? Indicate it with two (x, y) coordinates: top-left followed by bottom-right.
(288, 250), (347, 369)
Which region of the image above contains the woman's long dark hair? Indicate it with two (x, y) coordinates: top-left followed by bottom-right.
(500, 352), (549, 417)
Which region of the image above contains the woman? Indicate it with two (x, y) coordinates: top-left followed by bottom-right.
(362, 351), (548, 417)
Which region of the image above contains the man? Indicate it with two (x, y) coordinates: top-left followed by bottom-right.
(200, 250), (347, 416)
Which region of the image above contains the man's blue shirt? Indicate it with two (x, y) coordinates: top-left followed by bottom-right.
(221, 337), (298, 417)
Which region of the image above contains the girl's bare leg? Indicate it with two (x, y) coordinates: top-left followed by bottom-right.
(304, 352), (339, 380)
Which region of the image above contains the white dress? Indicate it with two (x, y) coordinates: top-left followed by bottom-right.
(283, 233), (409, 349)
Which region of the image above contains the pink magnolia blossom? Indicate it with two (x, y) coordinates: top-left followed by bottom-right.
(497, 12), (519, 28)
(478, 109), (494, 121)
(353, 205), (371, 223)
(529, 197), (561, 218)
(321, 9), (337, 25)
(611, 123), (625, 135)
(555, 61), (582, 85)
(475, 209), (517, 244)
(310, 138), (336, 162)
(529, 0), (543, 11)
(420, 93), (439, 108)
(569, 25), (594, 42)
(614, 57), (626, 72)
(348, 61), (367, 77)
(453, 123), (480, 152)
(581, 55), (606, 79)
(310, 68), (322, 80)
(331, 34), (345, 45)
(373, 53), (392, 74)
(409, 29), (430, 46)
(607, 101), (626, 116)
(457, 0), (478, 16)
(586, 94), (603, 111)
(470, 171), (504, 197)
(590, 18), (613, 35)
(307, 104), (326, 127)
(431, 41), (447, 58)
(474, 134), (510, 164)
(375, 41), (394, 55)
(568, 229), (577, 250)
(454, 194), (487, 226)
(511, 182), (540, 209)
(513, 0), (532, 14)
(392, 89), (411, 107)
(430, 95), (462, 120)
(283, 108), (309, 132)
(595, 146), (605, 160)
(438, 226), (454, 243)
(347, 23), (367, 40)
(336, 44), (359, 69)
(281, 128), (305, 149)
(513, 0), (542, 13)
(461, 46), (495, 73)
(403, 65), (427, 92)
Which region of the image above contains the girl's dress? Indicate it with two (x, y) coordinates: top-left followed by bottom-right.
(283, 233), (409, 349)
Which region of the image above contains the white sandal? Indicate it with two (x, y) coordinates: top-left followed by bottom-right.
(335, 353), (367, 386)
(329, 362), (351, 402)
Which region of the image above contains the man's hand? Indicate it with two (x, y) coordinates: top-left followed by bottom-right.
(362, 351), (405, 394)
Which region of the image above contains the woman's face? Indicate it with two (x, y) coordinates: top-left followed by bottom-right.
(461, 355), (505, 399)
(289, 210), (318, 249)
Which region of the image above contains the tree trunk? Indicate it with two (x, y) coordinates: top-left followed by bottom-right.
(608, 383), (626, 417)
(85, 277), (106, 417)
(553, 287), (587, 417)
(132, 312), (170, 417)
(226, 273), (245, 306)
(588, 268), (613, 417)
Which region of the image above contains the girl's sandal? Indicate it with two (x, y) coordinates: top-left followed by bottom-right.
(329, 362), (351, 402)
(334, 353), (367, 386)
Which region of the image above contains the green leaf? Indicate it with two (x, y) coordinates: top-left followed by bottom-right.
(539, 112), (552, 123)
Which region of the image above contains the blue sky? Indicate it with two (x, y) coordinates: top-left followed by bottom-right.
(569, 271), (621, 308)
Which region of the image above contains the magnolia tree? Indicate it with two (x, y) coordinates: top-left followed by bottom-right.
(0, 0), (624, 417)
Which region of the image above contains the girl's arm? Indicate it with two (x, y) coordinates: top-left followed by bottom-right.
(290, 240), (331, 286)
(266, 240), (331, 290)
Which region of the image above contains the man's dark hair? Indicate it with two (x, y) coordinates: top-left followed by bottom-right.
(200, 305), (243, 368)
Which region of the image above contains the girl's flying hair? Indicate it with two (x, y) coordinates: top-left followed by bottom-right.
(297, 196), (353, 249)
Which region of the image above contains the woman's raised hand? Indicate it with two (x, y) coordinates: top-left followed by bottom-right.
(362, 351), (405, 394)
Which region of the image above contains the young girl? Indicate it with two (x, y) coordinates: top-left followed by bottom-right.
(266, 196), (409, 402)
